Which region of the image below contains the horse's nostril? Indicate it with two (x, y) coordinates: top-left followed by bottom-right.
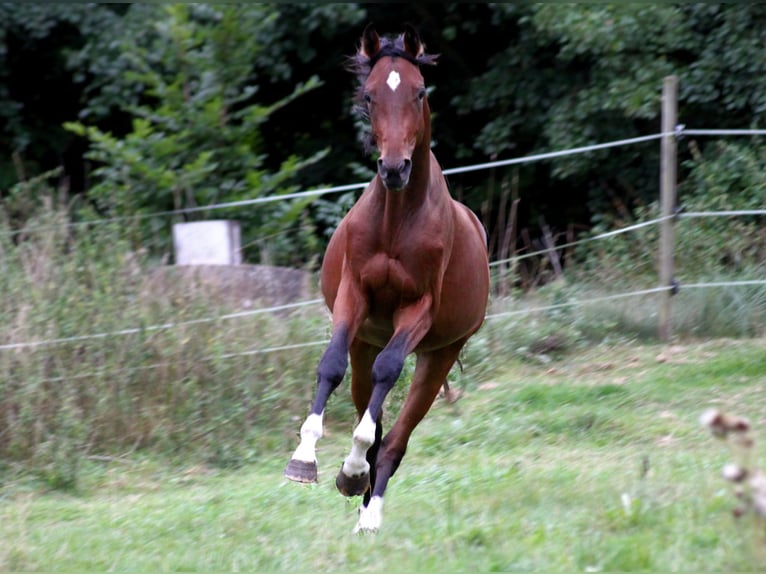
(401, 159), (412, 179)
(377, 158), (412, 190)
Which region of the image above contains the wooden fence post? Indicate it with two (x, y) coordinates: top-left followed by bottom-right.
(658, 75), (678, 341)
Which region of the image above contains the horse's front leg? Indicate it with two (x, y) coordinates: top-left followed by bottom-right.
(284, 327), (349, 482)
(285, 282), (368, 483)
(335, 339), (381, 497)
(336, 297), (434, 530)
(335, 333), (407, 497)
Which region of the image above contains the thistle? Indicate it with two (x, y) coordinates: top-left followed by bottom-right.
(701, 408), (766, 524)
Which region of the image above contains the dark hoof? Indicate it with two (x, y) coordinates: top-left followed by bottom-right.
(285, 459), (318, 483)
(336, 465), (370, 497)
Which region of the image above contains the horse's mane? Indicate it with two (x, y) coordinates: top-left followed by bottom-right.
(347, 32), (438, 83)
(347, 31), (437, 155)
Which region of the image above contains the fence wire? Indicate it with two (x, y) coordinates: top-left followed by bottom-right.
(3, 125), (766, 356)
(29, 285), (678, 384)
(7, 276), (766, 357)
(0, 298), (323, 351)
(5, 125), (765, 240)
(40, 276), (766, 384)
(489, 215), (671, 268)
(680, 209), (766, 219)
(0, 131), (670, 238)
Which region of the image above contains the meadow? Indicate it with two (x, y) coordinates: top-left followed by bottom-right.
(2, 335), (765, 571)
(1, 204), (766, 571)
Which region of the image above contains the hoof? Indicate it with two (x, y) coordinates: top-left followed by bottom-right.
(285, 459), (318, 483)
(336, 466), (370, 497)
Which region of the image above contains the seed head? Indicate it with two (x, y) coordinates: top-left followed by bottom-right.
(722, 463), (748, 483)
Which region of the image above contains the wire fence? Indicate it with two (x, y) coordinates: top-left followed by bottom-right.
(0, 298), (324, 351)
(0, 132), (673, 238)
(5, 125), (762, 239)
(2, 124), (766, 359)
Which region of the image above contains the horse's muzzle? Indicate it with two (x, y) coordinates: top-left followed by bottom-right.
(378, 157), (412, 191)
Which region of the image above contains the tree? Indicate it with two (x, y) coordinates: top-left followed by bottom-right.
(0, 3), (127, 193)
(455, 4), (766, 229)
(66, 4), (327, 264)
(4, 3), (766, 270)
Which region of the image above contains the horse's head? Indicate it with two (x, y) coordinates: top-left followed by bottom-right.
(351, 25), (437, 191)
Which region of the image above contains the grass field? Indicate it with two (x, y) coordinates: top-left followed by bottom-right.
(1, 336), (765, 571)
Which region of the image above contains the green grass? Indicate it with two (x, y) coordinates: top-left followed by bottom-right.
(2, 337), (765, 571)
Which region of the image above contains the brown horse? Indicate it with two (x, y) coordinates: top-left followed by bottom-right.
(285, 24), (489, 533)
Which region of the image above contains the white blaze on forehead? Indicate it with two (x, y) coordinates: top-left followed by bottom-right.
(386, 70), (401, 92)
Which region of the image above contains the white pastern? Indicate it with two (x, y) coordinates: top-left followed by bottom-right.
(291, 412), (323, 463)
(354, 496), (384, 533)
(386, 70), (401, 92)
(342, 410), (376, 477)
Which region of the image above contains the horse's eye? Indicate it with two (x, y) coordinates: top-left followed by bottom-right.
(417, 88), (426, 101)
(364, 93), (372, 104)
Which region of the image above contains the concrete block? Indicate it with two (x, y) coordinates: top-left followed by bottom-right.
(173, 220), (242, 265)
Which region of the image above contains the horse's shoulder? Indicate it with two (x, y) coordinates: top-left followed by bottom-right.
(450, 201), (486, 244)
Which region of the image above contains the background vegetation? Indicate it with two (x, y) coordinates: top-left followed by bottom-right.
(1, 4), (766, 568)
(2, 3), (766, 267)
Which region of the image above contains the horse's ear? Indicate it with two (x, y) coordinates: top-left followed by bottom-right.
(402, 24), (425, 59)
(360, 24), (381, 59)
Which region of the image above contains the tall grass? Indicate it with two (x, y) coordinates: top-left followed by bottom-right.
(1, 199), (765, 490)
(0, 204), (341, 488)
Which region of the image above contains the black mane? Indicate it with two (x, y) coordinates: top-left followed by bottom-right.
(347, 33), (437, 82)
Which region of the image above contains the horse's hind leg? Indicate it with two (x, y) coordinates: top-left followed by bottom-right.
(355, 339), (465, 533)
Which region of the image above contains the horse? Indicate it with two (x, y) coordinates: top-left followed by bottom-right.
(285, 24), (490, 533)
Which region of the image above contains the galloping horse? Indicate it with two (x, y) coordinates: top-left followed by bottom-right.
(285, 25), (489, 533)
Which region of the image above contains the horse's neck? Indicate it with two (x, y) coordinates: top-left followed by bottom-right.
(377, 157), (453, 256)
(380, 146), (432, 214)
(377, 101), (445, 227)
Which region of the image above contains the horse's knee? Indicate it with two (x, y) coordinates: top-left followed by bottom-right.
(317, 343), (348, 387)
(371, 351), (404, 388)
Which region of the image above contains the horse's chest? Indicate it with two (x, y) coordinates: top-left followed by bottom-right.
(359, 253), (422, 301)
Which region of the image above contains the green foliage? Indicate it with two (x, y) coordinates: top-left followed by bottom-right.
(65, 4), (325, 264)
(678, 140), (766, 274)
(571, 138), (766, 289)
(0, 4), (124, 188)
(6, 3), (766, 266)
(452, 4), (766, 233)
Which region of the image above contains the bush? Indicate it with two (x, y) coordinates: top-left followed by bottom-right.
(65, 4), (326, 266)
(569, 139), (766, 283)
